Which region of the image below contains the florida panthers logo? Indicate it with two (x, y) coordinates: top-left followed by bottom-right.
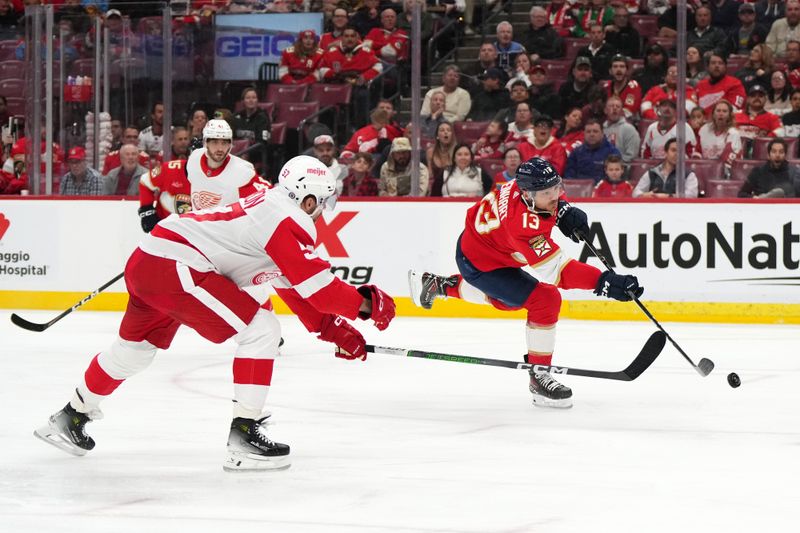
(252, 271), (281, 285)
(192, 190), (223, 210)
(529, 235), (552, 257)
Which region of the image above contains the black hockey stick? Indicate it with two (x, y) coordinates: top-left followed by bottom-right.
(366, 330), (666, 381)
(581, 237), (715, 377)
(10, 272), (124, 332)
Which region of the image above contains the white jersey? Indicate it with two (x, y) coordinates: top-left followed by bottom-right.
(186, 149), (265, 210)
(697, 123), (743, 171)
(640, 122), (697, 159)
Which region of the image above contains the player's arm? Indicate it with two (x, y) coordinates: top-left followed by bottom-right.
(238, 172), (272, 198)
(137, 167), (161, 232)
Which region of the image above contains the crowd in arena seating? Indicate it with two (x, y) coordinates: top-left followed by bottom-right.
(1, 0), (800, 199)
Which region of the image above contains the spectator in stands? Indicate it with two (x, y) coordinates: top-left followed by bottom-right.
(233, 86), (271, 166)
(188, 108), (208, 152)
(766, 70), (793, 116)
(633, 138), (699, 198)
(421, 64), (471, 123)
(565, 118), (620, 182)
(279, 30), (324, 84)
(529, 62), (562, 119)
(687, 6), (728, 56)
(103, 126), (149, 175)
(60, 147), (103, 196)
(689, 106), (707, 136)
(351, 0), (381, 37)
(492, 147), (521, 189)
(734, 43), (774, 90)
(376, 98), (404, 138)
(503, 101), (535, 151)
(756, 0), (785, 27)
(581, 85), (609, 123)
(603, 95), (640, 163)
(320, 8), (349, 50)
(781, 88), (800, 136)
(603, 54), (642, 120)
(364, 8), (409, 64)
(573, 0), (614, 38)
(494, 21), (527, 75)
(463, 41), (500, 94)
(0, 140), (26, 195)
(786, 41), (800, 90)
(556, 106), (585, 156)
(103, 144), (148, 196)
(546, 0), (576, 37)
(710, 0), (742, 31)
(472, 119), (508, 162)
(379, 136), (429, 196)
(524, 6), (564, 61)
(735, 84), (785, 139)
(592, 154), (633, 198)
(739, 138), (800, 197)
(467, 68), (511, 122)
(698, 99), (743, 178)
(312, 134), (348, 194)
(647, 0), (672, 16)
(518, 115), (567, 175)
(766, 0), (800, 57)
(0, 96), (9, 130)
(727, 2), (768, 56)
(496, 81), (535, 124)
(0, 0), (21, 36)
(605, 6), (640, 60)
(440, 143), (492, 198)
(577, 24), (617, 81)
(341, 152), (379, 197)
(559, 57), (596, 115)
(634, 44), (669, 95)
(696, 53), (747, 114)
(397, 0), (434, 47)
(341, 107), (396, 158)
(165, 127), (191, 162)
(139, 102), (164, 158)
(641, 99), (699, 159)
(426, 121), (457, 191)
(505, 54), (536, 90)
(686, 45), (709, 87)
(421, 91), (448, 138)
(641, 65), (699, 120)
(109, 119), (123, 152)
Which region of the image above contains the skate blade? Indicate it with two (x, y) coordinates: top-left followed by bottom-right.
(531, 395), (573, 409)
(407, 270), (424, 308)
(33, 426), (88, 457)
(223, 451), (291, 472)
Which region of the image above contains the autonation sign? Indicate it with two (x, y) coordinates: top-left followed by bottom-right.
(214, 13), (323, 81)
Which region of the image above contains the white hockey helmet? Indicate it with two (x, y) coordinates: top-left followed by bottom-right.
(278, 155), (337, 210)
(203, 119), (233, 142)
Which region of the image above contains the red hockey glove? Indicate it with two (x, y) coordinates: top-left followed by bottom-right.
(357, 285), (396, 331)
(318, 315), (367, 361)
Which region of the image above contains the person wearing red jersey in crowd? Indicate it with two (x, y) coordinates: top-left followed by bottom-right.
(363, 8), (408, 64)
(473, 120), (508, 162)
(320, 25), (382, 84)
(376, 98), (405, 138)
(555, 106), (585, 156)
(641, 99), (699, 159)
(698, 100), (743, 178)
(504, 101), (536, 151)
(640, 65), (698, 120)
(492, 147), (521, 189)
(320, 7), (349, 51)
(0, 140), (27, 195)
(734, 84), (785, 140)
(546, 0), (576, 37)
(783, 40), (800, 89)
(592, 154), (633, 198)
(340, 108), (397, 159)
(408, 157), (643, 408)
(517, 115), (567, 175)
(103, 126), (150, 175)
(279, 29), (324, 85)
(602, 55), (642, 120)
(695, 53), (747, 115)
(34, 155), (396, 471)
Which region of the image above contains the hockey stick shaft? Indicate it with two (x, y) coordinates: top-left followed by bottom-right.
(10, 272), (124, 332)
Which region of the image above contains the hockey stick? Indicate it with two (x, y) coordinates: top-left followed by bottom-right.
(10, 272), (124, 332)
(366, 330), (666, 381)
(581, 237), (715, 377)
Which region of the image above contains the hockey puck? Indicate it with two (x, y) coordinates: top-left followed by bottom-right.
(727, 372), (741, 388)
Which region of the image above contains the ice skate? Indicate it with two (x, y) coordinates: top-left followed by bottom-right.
(408, 270), (458, 309)
(529, 370), (573, 409)
(224, 414), (291, 472)
(34, 403), (97, 456)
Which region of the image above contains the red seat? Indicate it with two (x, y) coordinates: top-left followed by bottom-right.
(705, 179), (744, 198)
(308, 83), (352, 107)
(0, 40), (18, 61)
(5, 96), (24, 115)
(627, 158), (657, 185)
(0, 78), (24, 97)
(539, 59), (572, 81)
(563, 38), (590, 60)
(730, 159), (763, 182)
(274, 101), (319, 129)
(630, 15), (659, 38)
(232, 139), (251, 155)
(727, 55), (749, 74)
(479, 158), (505, 178)
(563, 178), (596, 198)
(637, 119), (656, 139)
(686, 159), (725, 181)
(628, 58), (644, 73)
(270, 122), (287, 145)
(266, 84), (308, 104)
(751, 137), (799, 159)
(453, 121), (488, 146)
(0, 60), (24, 80)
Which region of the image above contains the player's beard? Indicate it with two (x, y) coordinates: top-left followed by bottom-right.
(207, 148), (229, 165)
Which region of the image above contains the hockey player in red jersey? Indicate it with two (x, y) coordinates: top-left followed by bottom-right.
(34, 155), (396, 471)
(408, 158), (643, 408)
(137, 158), (192, 232)
(278, 29), (324, 85)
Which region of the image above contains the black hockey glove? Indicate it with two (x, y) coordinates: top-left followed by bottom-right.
(556, 200), (589, 243)
(594, 271), (644, 302)
(138, 205), (159, 233)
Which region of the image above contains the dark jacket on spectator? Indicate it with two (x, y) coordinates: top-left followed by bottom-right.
(755, 0), (785, 27)
(738, 160), (800, 198)
(351, 8), (381, 38)
(711, 0), (742, 31)
(233, 108), (271, 145)
(530, 82), (562, 118)
(558, 80), (595, 115)
(605, 26), (641, 60)
(726, 23), (769, 55)
(564, 137), (620, 183)
(687, 25), (729, 57)
(523, 23), (564, 60)
(467, 88), (512, 122)
(576, 43), (618, 81)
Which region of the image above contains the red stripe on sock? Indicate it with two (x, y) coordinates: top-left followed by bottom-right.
(445, 275), (463, 298)
(84, 354), (124, 395)
(232, 358), (274, 386)
(526, 352), (553, 366)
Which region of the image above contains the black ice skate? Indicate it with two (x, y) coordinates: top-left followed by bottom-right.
(34, 403), (96, 456)
(529, 370), (573, 409)
(408, 270), (458, 309)
(224, 415), (291, 472)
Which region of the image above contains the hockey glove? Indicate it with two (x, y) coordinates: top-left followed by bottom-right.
(357, 284), (396, 331)
(556, 200), (590, 243)
(138, 205), (159, 233)
(594, 271), (644, 302)
(318, 315), (367, 361)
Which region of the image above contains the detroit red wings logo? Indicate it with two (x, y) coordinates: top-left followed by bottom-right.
(252, 271), (281, 285)
(192, 190), (223, 210)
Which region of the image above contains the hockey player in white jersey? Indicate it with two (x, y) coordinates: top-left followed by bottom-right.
(34, 156), (396, 472)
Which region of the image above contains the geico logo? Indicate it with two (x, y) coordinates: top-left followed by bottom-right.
(215, 35), (295, 57)
(331, 265), (373, 285)
(306, 168), (326, 176)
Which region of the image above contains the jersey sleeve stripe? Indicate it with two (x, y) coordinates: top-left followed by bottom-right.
(291, 268), (337, 299)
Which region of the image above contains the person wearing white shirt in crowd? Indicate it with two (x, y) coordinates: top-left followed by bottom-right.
(420, 64), (472, 122)
(698, 100), (743, 178)
(766, 0), (800, 57)
(441, 143), (492, 198)
(641, 99), (699, 159)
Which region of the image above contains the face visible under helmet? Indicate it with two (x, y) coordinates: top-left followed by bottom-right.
(515, 157), (562, 211)
(278, 155), (338, 212)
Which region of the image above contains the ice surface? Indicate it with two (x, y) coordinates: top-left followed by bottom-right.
(1, 310), (798, 532)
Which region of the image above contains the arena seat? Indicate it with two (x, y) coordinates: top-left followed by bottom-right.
(686, 159), (725, 182)
(0, 60), (25, 80)
(0, 78), (23, 97)
(563, 38), (590, 60)
(705, 179), (744, 198)
(275, 101), (319, 129)
(270, 122), (287, 146)
(563, 178), (595, 198)
(751, 137), (799, 159)
(627, 158), (657, 184)
(539, 59), (572, 81)
(0, 40), (18, 61)
(454, 121), (488, 146)
(629, 15), (659, 38)
(479, 158), (504, 178)
(730, 159), (763, 182)
(266, 84), (308, 104)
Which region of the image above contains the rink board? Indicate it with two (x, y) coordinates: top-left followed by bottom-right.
(1, 197), (799, 323)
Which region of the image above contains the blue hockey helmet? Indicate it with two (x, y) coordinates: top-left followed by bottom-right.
(515, 157), (562, 192)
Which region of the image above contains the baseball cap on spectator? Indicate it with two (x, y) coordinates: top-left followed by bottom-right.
(534, 115), (554, 128)
(106, 9), (122, 18)
(575, 56), (592, 69)
(610, 53), (628, 64)
(480, 67), (507, 82)
(314, 134), (335, 146)
(390, 137), (412, 153)
(531, 62), (546, 74)
(738, 3), (755, 13)
(748, 84), (767, 95)
(67, 147), (86, 160)
(299, 30), (317, 40)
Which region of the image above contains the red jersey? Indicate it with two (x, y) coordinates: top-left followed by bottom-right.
(319, 31), (343, 51)
(363, 27), (409, 63)
(603, 79), (642, 119)
(278, 46), (324, 85)
(517, 137), (567, 175)
(695, 75), (746, 114)
(787, 65), (800, 89)
(139, 159), (192, 220)
(734, 110), (784, 139)
(546, 3), (576, 37)
(640, 84), (698, 120)
(320, 43), (382, 82)
(557, 129), (584, 156)
(473, 136), (505, 161)
(341, 124), (397, 158)
(102, 148), (151, 175)
(592, 179), (633, 198)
